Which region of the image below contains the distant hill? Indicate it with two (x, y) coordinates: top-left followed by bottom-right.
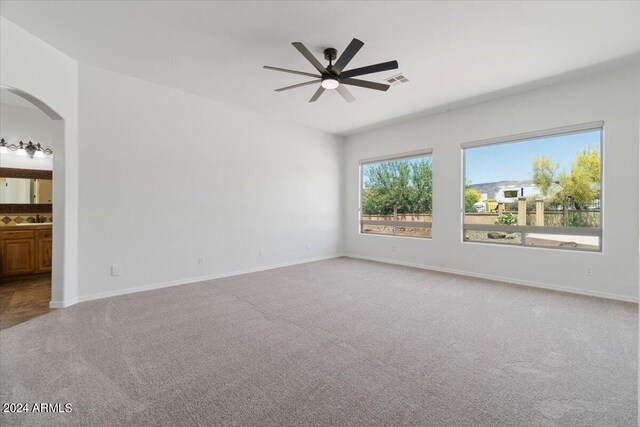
(468, 180), (534, 199)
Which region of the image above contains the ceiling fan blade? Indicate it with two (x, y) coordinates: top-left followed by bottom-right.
(341, 78), (390, 92)
(332, 38), (364, 75)
(309, 86), (325, 103)
(339, 60), (398, 79)
(292, 42), (327, 74)
(336, 85), (356, 103)
(275, 80), (321, 92)
(263, 66), (320, 79)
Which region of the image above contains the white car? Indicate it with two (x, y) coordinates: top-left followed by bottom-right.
(473, 202), (486, 212)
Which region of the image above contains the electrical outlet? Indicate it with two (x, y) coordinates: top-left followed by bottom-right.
(258, 250), (263, 257)
(198, 256), (204, 265)
(586, 266), (593, 276)
(305, 244), (309, 251)
(111, 265), (122, 276)
(391, 246), (396, 252)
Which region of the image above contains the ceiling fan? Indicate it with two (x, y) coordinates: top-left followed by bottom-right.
(264, 38), (398, 103)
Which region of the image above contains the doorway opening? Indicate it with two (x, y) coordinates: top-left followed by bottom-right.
(0, 87), (59, 329)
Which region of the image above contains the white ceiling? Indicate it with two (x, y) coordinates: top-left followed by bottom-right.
(1, 1), (639, 135)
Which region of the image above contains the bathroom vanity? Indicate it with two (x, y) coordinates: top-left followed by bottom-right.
(0, 223), (52, 277)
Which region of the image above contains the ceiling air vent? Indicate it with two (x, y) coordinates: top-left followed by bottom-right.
(384, 73), (409, 86)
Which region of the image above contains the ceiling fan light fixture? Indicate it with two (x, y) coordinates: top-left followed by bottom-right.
(265, 38), (398, 102)
(321, 77), (339, 90)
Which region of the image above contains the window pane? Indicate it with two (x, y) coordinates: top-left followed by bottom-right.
(464, 229), (522, 244)
(463, 128), (602, 251)
(361, 224), (393, 235)
(395, 226), (432, 238)
(361, 154), (432, 238)
(524, 233), (600, 250)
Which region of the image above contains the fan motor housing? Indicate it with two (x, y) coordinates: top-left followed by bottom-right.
(323, 48), (338, 62)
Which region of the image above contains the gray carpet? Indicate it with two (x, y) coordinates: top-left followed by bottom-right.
(1, 257), (637, 426)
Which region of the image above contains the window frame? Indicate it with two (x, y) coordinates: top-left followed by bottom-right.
(359, 148), (434, 239)
(461, 121), (604, 252)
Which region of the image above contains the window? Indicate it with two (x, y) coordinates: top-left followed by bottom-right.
(462, 123), (602, 251)
(360, 150), (432, 238)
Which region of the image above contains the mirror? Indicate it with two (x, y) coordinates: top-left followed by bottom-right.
(0, 178), (53, 204)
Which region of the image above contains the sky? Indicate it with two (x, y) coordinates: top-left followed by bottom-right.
(465, 130), (601, 185)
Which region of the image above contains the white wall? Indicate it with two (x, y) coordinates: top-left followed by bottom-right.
(0, 102), (54, 170)
(0, 17), (79, 306)
(343, 65), (640, 302)
(77, 64), (343, 300)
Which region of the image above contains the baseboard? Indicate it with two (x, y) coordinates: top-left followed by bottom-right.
(49, 299), (77, 309)
(53, 252), (634, 307)
(73, 254), (344, 306)
(344, 253), (638, 303)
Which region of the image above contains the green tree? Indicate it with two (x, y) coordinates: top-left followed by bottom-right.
(561, 148), (600, 208)
(531, 148), (600, 225)
(409, 160), (433, 213)
(532, 156), (558, 197)
(464, 187), (481, 212)
(362, 158), (432, 216)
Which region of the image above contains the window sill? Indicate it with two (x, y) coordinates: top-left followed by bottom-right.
(359, 232), (432, 241)
(461, 238), (602, 253)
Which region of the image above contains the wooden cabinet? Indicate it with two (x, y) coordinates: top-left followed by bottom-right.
(0, 225), (52, 277)
(36, 233), (53, 272)
(2, 230), (35, 240)
(1, 239), (35, 275)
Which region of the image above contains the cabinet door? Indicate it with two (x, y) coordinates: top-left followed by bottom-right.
(1, 239), (35, 275)
(37, 238), (53, 272)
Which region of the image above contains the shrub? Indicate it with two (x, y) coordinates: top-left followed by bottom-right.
(495, 213), (518, 225)
(568, 212), (588, 227)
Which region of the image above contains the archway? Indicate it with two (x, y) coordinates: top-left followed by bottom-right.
(1, 84), (66, 308)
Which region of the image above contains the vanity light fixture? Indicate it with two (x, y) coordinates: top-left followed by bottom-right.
(0, 138), (53, 159)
